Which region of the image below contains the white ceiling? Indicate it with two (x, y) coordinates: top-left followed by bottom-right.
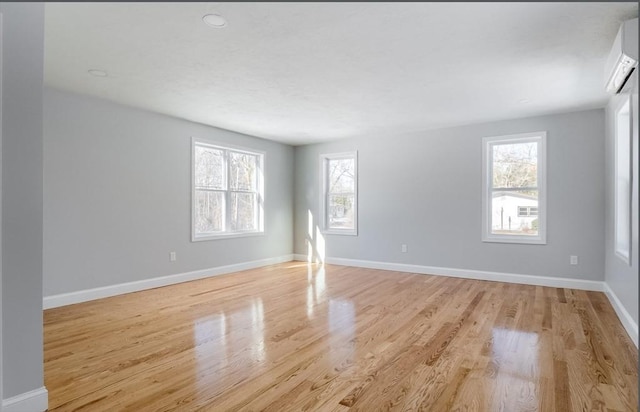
(44, 2), (638, 146)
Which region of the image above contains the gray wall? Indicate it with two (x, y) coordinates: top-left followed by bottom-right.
(43, 88), (294, 296)
(1, 2), (45, 400)
(295, 109), (605, 281)
(604, 72), (639, 325)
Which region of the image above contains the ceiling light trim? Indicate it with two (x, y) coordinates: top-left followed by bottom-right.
(87, 69), (108, 77)
(202, 13), (227, 28)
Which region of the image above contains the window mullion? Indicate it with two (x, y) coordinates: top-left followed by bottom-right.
(225, 149), (231, 233)
(324, 159), (329, 229)
(492, 186), (538, 192)
(326, 159), (332, 229)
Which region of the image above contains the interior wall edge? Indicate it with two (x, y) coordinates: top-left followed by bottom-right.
(603, 281), (639, 347)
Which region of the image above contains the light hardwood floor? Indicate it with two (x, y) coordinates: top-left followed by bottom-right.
(44, 263), (638, 411)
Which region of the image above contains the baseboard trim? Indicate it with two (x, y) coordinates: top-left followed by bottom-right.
(293, 254), (640, 345)
(603, 283), (639, 348)
(2, 386), (48, 412)
(294, 254), (604, 291)
(44, 255), (294, 309)
(46, 254), (636, 348)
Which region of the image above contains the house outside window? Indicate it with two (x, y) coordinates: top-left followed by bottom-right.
(482, 132), (547, 244)
(192, 138), (264, 241)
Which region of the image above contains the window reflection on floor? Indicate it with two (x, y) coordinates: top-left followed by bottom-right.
(194, 313), (227, 390)
(489, 328), (539, 410)
(307, 265), (326, 319)
(329, 298), (356, 369)
(193, 298), (265, 393)
(248, 298), (266, 363)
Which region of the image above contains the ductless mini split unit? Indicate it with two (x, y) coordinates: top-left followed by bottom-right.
(605, 17), (638, 94)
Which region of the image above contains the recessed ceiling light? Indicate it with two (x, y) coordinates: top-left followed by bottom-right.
(88, 69), (108, 77)
(202, 13), (227, 28)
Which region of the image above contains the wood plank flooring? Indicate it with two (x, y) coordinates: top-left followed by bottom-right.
(44, 263), (638, 411)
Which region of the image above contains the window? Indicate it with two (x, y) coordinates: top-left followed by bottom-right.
(517, 206), (538, 217)
(482, 132), (546, 244)
(321, 152), (358, 235)
(614, 97), (631, 263)
(192, 138), (264, 241)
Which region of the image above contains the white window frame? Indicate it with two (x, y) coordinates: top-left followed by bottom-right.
(614, 96), (632, 264)
(482, 131), (547, 244)
(320, 151), (358, 236)
(191, 137), (265, 241)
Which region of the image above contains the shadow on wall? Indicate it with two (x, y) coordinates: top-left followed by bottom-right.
(307, 210), (326, 263)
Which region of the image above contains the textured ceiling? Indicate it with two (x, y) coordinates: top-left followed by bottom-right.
(44, 2), (638, 145)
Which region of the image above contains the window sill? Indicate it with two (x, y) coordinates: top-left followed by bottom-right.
(192, 231), (265, 242)
(322, 231), (358, 236)
(482, 235), (546, 245)
(615, 250), (630, 265)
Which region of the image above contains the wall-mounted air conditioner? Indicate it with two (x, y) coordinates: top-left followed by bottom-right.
(605, 17), (638, 94)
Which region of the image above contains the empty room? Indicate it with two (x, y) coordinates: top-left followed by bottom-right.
(0, 2), (638, 411)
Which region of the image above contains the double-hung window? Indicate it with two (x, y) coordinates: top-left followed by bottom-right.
(321, 152), (358, 235)
(192, 138), (264, 241)
(614, 96), (631, 263)
(482, 132), (547, 244)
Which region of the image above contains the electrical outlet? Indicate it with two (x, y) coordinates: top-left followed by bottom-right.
(570, 255), (578, 265)
(401, 244), (408, 253)
(170, 252), (176, 262)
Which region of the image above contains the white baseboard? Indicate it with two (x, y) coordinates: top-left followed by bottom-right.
(46, 253), (636, 348)
(44, 255), (294, 309)
(603, 283), (639, 348)
(294, 254), (604, 291)
(2, 386), (48, 412)
(294, 255), (640, 346)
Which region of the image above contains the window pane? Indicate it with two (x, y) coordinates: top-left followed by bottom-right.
(492, 142), (537, 189)
(230, 152), (257, 191)
(230, 192), (256, 231)
(615, 99), (631, 261)
(195, 190), (224, 234)
(195, 146), (225, 189)
(328, 158), (354, 193)
(491, 190), (538, 236)
(329, 194), (355, 229)
(517, 206), (528, 217)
